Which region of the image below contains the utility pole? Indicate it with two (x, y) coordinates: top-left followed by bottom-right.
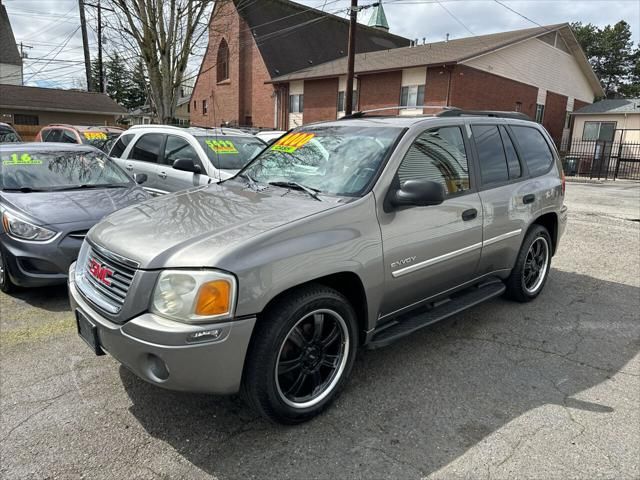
(19, 42), (33, 59)
(344, 0), (358, 116)
(97, 0), (104, 93)
(78, 0), (93, 91)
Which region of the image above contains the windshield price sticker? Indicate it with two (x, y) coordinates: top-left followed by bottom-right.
(3, 153), (43, 165)
(205, 140), (239, 154)
(272, 133), (315, 153)
(84, 132), (108, 140)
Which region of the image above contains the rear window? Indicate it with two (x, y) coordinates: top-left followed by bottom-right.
(80, 131), (122, 153)
(109, 134), (134, 158)
(0, 126), (20, 143)
(510, 126), (554, 177)
(197, 136), (266, 170)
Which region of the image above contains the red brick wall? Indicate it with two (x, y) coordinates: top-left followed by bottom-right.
(190, 1), (275, 128)
(424, 67), (451, 111)
(358, 71), (402, 115)
(449, 65), (538, 119)
(303, 78), (339, 123)
(544, 91), (568, 146)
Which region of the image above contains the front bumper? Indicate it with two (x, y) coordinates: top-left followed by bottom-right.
(68, 263), (256, 394)
(0, 232), (81, 287)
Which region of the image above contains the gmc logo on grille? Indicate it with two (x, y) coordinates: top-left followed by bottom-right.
(88, 259), (113, 286)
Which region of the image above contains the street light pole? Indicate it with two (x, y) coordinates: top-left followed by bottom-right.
(344, 0), (358, 116)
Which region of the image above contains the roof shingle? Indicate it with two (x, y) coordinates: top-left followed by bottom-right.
(573, 98), (640, 114)
(0, 84), (127, 115)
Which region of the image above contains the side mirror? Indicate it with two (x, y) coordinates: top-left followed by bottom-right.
(134, 173), (147, 184)
(390, 179), (445, 207)
(173, 158), (202, 174)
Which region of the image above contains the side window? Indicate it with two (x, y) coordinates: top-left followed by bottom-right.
(164, 135), (200, 167)
(44, 129), (62, 142)
(128, 133), (165, 163)
(109, 134), (133, 158)
(397, 126), (470, 195)
(472, 125), (509, 185)
(499, 126), (521, 179)
(510, 126), (554, 177)
(61, 130), (78, 143)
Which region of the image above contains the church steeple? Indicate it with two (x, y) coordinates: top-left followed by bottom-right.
(367, 1), (390, 32)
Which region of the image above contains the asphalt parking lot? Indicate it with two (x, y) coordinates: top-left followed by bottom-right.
(1, 182), (639, 480)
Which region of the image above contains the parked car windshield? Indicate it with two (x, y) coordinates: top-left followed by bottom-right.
(80, 131), (122, 153)
(0, 126), (20, 143)
(0, 149), (132, 191)
(197, 136), (266, 170)
(240, 125), (404, 196)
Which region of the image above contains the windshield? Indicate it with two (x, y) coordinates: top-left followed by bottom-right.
(0, 149), (132, 191)
(0, 127), (20, 143)
(240, 125), (403, 196)
(80, 131), (122, 153)
(197, 136), (266, 170)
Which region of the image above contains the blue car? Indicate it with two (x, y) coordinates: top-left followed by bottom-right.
(0, 143), (149, 292)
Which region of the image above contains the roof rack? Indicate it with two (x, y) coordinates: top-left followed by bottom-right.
(342, 105), (459, 119)
(437, 109), (531, 120)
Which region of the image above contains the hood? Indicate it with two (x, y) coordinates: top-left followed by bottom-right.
(89, 181), (342, 269)
(2, 186), (149, 226)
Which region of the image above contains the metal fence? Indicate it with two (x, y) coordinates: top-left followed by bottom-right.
(560, 130), (640, 180)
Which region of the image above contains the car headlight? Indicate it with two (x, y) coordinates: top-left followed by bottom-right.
(1, 211), (57, 241)
(150, 270), (237, 323)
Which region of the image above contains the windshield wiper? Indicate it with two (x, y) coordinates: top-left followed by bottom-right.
(57, 184), (128, 191)
(268, 181), (322, 201)
(2, 187), (51, 193)
(238, 173), (260, 190)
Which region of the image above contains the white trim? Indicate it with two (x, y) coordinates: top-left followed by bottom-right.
(391, 229), (522, 278)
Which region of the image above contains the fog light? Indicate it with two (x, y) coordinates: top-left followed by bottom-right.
(145, 354), (169, 381)
(186, 329), (221, 343)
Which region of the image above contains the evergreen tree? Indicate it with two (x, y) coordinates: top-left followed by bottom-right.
(126, 60), (148, 110)
(105, 53), (132, 106)
(572, 21), (640, 98)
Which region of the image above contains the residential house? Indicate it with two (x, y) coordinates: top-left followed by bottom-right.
(0, 0), (23, 85)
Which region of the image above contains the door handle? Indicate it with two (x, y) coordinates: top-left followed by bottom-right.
(523, 194), (535, 204)
(462, 208), (478, 221)
(158, 171), (167, 179)
(125, 163), (133, 171)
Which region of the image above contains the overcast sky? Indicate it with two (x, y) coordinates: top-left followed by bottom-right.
(3, 0), (639, 90)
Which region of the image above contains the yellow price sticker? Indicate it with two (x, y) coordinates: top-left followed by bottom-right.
(205, 140), (238, 154)
(3, 153), (43, 165)
(84, 132), (108, 140)
(271, 133), (315, 153)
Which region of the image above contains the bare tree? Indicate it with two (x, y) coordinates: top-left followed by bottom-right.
(107, 0), (214, 123)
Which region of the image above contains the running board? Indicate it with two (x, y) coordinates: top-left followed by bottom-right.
(368, 280), (506, 349)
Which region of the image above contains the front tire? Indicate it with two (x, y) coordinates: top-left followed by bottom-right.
(241, 284), (358, 424)
(0, 248), (16, 294)
(505, 225), (552, 302)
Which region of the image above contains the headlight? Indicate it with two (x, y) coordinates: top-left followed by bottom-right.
(150, 270), (236, 323)
(1, 211), (57, 241)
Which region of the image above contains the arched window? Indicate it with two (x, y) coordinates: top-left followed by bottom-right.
(217, 39), (229, 82)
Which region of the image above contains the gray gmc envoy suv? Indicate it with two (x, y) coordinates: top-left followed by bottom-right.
(69, 110), (567, 424)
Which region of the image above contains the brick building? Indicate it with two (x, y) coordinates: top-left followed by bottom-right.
(192, 0), (603, 147)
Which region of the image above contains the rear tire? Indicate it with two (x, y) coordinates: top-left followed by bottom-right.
(505, 225), (552, 302)
(241, 284), (358, 424)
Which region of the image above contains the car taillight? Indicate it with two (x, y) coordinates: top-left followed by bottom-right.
(561, 170), (566, 195)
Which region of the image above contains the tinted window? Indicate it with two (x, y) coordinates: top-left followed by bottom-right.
(0, 126), (20, 143)
(44, 129), (62, 142)
(511, 126), (554, 176)
(164, 135), (200, 166)
(129, 133), (164, 163)
(61, 130), (78, 143)
(398, 126), (470, 195)
(472, 125), (508, 185)
(108, 134), (133, 158)
(500, 126), (521, 179)
(198, 136), (266, 170)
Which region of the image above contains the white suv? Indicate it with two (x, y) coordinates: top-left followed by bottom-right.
(109, 125), (266, 195)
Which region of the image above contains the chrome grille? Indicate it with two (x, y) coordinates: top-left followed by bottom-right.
(81, 245), (137, 313)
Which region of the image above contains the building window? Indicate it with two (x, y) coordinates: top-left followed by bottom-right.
(187, 102), (190, 113)
(193, 100), (197, 111)
(535, 104), (545, 123)
(289, 94), (303, 113)
(515, 102), (522, 112)
(564, 112), (571, 129)
(400, 85), (425, 108)
(202, 99), (208, 114)
(582, 121), (616, 142)
(13, 114), (39, 125)
(217, 39), (229, 82)
(337, 90), (358, 112)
